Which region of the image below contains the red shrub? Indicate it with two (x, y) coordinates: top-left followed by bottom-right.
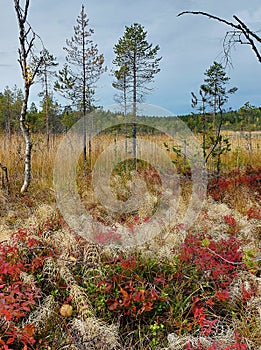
(0, 229), (42, 348)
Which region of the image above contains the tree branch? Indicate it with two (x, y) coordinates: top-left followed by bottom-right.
(177, 11), (241, 30)
(233, 15), (261, 44)
(24, 0), (30, 22)
(177, 11), (261, 64)
(232, 16), (261, 63)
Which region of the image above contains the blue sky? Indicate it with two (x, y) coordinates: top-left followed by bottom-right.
(0, 0), (260, 115)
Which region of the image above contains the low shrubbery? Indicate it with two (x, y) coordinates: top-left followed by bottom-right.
(0, 215), (260, 349)
(0, 163), (260, 349)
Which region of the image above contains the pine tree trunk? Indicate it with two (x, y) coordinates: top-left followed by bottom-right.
(44, 68), (50, 149)
(83, 117), (87, 175)
(132, 53), (137, 170)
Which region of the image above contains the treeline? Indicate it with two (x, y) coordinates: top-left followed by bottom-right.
(179, 102), (261, 133)
(0, 86), (74, 136)
(0, 85), (260, 136)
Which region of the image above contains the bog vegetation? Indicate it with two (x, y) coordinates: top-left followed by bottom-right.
(0, 1), (260, 349)
(0, 122), (260, 350)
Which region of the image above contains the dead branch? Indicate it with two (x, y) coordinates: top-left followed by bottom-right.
(177, 11), (261, 64)
(233, 15), (261, 44)
(178, 11), (240, 30)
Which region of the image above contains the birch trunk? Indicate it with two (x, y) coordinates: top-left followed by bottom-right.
(20, 84), (32, 193)
(14, 0), (35, 193)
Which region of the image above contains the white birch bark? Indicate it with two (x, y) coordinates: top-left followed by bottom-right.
(14, 0), (42, 193)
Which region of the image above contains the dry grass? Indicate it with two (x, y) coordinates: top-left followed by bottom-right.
(221, 131), (261, 171)
(0, 131), (260, 190)
(0, 133), (56, 194)
(0, 131), (260, 239)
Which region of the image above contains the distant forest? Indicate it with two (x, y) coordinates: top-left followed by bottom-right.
(0, 86), (260, 137)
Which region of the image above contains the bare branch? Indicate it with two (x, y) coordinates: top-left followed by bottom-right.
(232, 15), (261, 63)
(24, 0), (30, 22)
(177, 11), (241, 30)
(233, 15), (261, 44)
(178, 10), (261, 64)
(239, 24), (261, 63)
(222, 30), (246, 66)
(25, 36), (35, 57)
(31, 54), (44, 82)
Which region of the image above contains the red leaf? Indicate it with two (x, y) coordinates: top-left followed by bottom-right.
(108, 300), (119, 311)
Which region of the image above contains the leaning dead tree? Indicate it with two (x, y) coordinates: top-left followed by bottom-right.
(14, 0), (43, 193)
(178, 11), (261, 65)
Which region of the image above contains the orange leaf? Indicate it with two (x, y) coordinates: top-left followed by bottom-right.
(120, 287), (129, 300)
(142, 301), (153, 312)
(140, 289), (145, 301)
(22, 324), (35, 338)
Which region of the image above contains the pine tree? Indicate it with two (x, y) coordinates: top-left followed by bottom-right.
(55, 5), (106, 172)
(112, 23), (161, 167)
(192, 61), (237, 173)
(201, 61), (237, 129)
(34, 49), (58, 148)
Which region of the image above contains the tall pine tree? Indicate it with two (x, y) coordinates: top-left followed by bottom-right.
(55, 5), (106, 172)
(112, 23), (161, 167)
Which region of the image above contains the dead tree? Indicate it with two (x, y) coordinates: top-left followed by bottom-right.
(0, 163), (9, 192)
(14, 0), (43, 193)
(177, 11), (261, 66)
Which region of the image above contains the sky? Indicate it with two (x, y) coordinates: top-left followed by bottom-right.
(0, 0), (260, 115)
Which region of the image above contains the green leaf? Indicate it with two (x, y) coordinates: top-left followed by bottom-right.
(202, 238), (210, 247)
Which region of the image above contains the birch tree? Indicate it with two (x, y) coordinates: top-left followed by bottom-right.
(14, 0), (43, 193)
